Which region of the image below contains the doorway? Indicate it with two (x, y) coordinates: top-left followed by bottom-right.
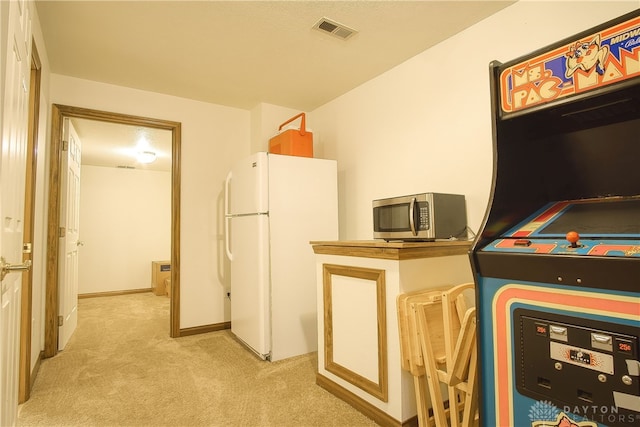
(44, 105), (182, 358)
(72, 117), (172, 298)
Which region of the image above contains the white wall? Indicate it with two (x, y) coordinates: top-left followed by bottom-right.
(310, 1), (639, 240)
(78, 165), (171, 294)
(49, 74), (251, 329)
(250, 103), (305, 154)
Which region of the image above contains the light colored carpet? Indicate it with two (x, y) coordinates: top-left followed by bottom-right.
(18, 292), (378, 426)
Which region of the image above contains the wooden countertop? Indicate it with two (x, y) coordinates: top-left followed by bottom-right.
(310, 240), (473, 260)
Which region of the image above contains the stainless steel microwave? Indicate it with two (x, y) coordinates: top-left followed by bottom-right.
(372, 193), (467, 241)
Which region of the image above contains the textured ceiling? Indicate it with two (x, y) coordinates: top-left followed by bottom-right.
(38, 1), (515, 171)
(71, 118), (173, 172)
(36, 0), (515, 112)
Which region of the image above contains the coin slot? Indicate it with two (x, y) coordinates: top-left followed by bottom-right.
(537, 377), (551, 389)
(577, 389), (593, 403)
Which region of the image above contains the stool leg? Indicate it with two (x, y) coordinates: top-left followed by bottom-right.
(461, 345), (479, 427)
(413, 375), (434, 427)
(417, 307), (448, 426)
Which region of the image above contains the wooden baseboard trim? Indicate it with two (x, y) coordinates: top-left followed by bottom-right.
(78, 288), (153, 299)
(30, 351), (43, 389)
(178, 321), (231, 337)
(316, 373), (417, 427)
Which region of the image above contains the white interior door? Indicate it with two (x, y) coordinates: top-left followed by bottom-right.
(1, 0), (32, 424)
(57, 118), (81, 350)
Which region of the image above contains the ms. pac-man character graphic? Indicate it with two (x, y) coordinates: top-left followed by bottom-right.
(564, 35), (610, 78)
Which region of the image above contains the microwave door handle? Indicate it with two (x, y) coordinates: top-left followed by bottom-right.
(409, 197), (417, 236)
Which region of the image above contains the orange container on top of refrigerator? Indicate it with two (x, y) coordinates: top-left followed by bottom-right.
(268, 113), (313, 158)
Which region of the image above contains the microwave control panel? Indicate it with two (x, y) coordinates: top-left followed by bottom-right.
(418, 202), (430, 230)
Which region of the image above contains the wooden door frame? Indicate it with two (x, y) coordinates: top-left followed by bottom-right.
(19, 39), (41, 404)
(44, 105), (182, 357)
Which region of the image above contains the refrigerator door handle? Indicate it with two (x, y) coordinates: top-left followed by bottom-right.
(225, 216), (233, 261)
(224, 170), (232, 216)
(224, 170), (233, 260)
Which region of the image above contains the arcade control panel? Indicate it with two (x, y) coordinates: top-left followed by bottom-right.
(482, 198), (640, 258)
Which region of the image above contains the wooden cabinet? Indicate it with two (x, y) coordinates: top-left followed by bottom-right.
(310, 240), (473, 427)
(151, 260), (171, 296)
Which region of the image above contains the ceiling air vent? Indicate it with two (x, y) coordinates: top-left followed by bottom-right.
(313, 17), (357, 40)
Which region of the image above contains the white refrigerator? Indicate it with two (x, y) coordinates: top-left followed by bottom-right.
(224, 152), (338, 361)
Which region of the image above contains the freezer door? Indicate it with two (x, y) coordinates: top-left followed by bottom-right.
(229, 214), (271, 358)
(226, 152), (268, 216)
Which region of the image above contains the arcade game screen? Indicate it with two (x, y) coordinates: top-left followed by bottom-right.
(539, 199), (640, 236)
(483, 197), (640, 257)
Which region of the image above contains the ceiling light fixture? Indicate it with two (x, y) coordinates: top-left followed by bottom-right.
(137, 151), (156, 164)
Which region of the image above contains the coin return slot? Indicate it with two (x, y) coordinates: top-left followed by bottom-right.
(577, 389), (593, 403)
(537, 376), (551, 389)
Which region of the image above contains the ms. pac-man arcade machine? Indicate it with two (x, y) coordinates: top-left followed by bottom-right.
(471, 10), (640, 427)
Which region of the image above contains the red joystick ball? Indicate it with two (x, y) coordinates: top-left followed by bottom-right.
(566, 231), (580, 248)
